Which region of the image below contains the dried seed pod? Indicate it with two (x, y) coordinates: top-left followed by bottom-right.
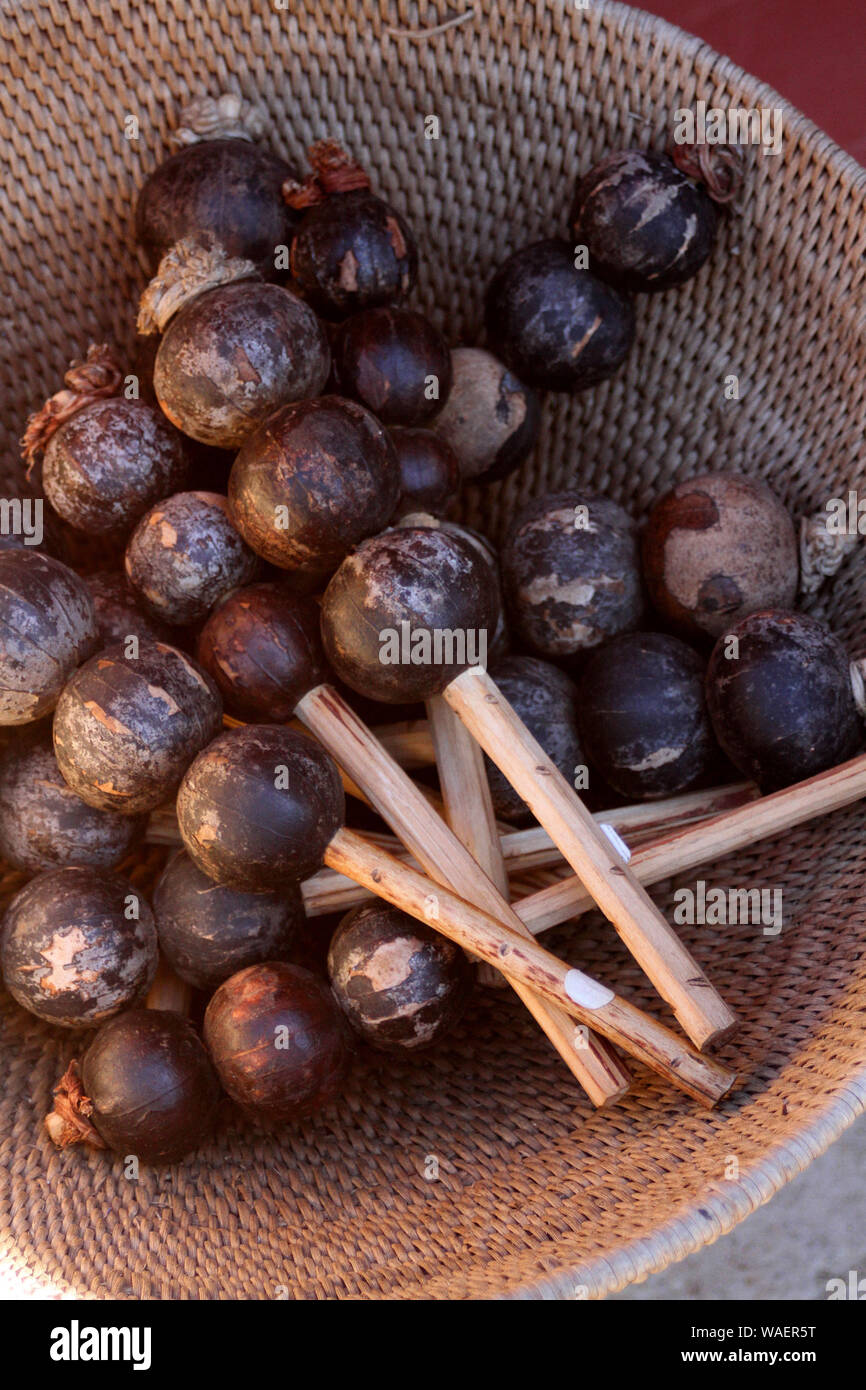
(705, 610), (862, 792)
(328, 903), (472, 1050)
(0, 549), (97, 725)
(483, 655), (583, 823)
(0, 728), (145, 874)
(0, 866), (158, 1028)
(228, 396), (400, 578)
(390, 427), (460, 517)
(53, 641), (222, 814)
(203, 961), (351, 1122)
(135, 93), (299, 274)
(46, 1012), (221, 1162)
(196, 583), (327, 721)
(86, 571), (174, 647)
(177, 726), (345, 890)
(570, 149), (718, 292)
(332, 307), (452, 425)
(438, 519), (510, 662)
(144, 252), (331, 449)
(430, 346), (541, 484)
(287, 141), (417, 319)
(125, 491), (262, 627)
(320, 526), (501, 704)
(578, 632), (717, 801)
(484, 240), (635, 392)
(501, 492), (645, 659)
(642, 472), (799, 642)
(153, 849), (304, 992)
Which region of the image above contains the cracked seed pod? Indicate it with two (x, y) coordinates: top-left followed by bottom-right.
(501, 492), (645, 659)
(125, 491), (262, 627)
(228, 395), (400, 580)
(0, 866), (158, 1028)
(204, 961), (351, 1123)
(484, 240), (635, 392)
(0, 549), (98, 725)
(140, 239), (331, 450)
(483, 655), (583, 823)
(46, 1012), (221, 1162)
(136, 93), (299, 274)
(328, 902), (473, 1051)
(430, 347), (541, 484)
(286, 141), (418, 319)
(705, 610), (862, 792)
(578, 632), (716, 801)
(332, 306), (452, 425)
(153, 849), (303, 992)
(642, 472), (798, 642)
(0, 728), (145, 874)
(570, 149), (718, 293)
(53, 640), (222, 814)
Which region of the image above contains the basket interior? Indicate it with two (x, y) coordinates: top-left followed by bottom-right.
(1, 0), (865, 1299)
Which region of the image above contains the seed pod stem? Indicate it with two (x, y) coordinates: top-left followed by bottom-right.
(137, 236), (259, 336)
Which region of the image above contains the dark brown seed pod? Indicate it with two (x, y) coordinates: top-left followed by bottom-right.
(332, 307), (452, 425)
(0, 866), (158, 1028)
(438, 520), (510, 662)
(484, 655), (583, 823)
(0, 549), (97, 725)
(135, 94), (299, 274)
(203, 961), (351, 1122)
(86, 571), (174, 647)
(287, 141), (417, 319)
(196, 583), (327, 721)
(327, 903), (472, 1051)
(641, 472), (799, 642)
(320, 526), (501, 704)
(390, 427), (460, 517)
(0, 728), (145, 874)
(41, 398), (190, 538)
(153, 849), (304, 992)
(484, 240), (635, 392)
(705, 610), (862, 792)
(228, 396), (400, 577)
(430, 347), (541, 484)
(570, 149), (718, 293)
(578, 632), (716, 801)
(125, 491), (262, 627)
(501, 492), (645, 659)
(53, 641), (222, 814)
(46, 1012), (222, 1162)
(177, 726), (345, 890)
(150, 278), (331, 450)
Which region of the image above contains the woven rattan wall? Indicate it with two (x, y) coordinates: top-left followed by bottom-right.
(1, 0), (865, 1300)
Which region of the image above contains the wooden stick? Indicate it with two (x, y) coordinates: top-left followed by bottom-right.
(515, 750), (866, 935)
(325, 828), (736, 1107)
(145, 955), (192, 1014)
(298, 683), (630, 1106)
(444, 666), (737, 1050)
(428, 694), (511, 989)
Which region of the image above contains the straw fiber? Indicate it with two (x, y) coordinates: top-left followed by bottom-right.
(1, 0), (865, 1300)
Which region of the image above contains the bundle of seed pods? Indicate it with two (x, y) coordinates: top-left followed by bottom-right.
(1, 94), (863, 1162)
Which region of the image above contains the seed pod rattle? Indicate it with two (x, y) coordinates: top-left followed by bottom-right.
(0, 549), (97, 725)
(175, 725), (734, 1106)
(321, 525), (735, 1049)
(21, 344), (189, 538)
(431, 346), (540, 485)
(332, 306), (452, 426)
(138, 237), (331, 449)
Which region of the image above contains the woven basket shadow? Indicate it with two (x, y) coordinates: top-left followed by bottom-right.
(1, 0), (865, 1300)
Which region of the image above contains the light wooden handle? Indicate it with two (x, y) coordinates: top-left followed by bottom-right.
(516, 750), (866, 935)
(427, 694), (631, 1100)
(299, 683), (630, 1106)
(444, 666), (737, 1050)
(145, 956), (192, 1015)
(325, 828), (736, 1107)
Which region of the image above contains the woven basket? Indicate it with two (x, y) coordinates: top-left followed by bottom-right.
(2, 0), (865, 1301)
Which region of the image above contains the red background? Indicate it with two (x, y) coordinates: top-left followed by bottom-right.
(650, 0), (866, 165)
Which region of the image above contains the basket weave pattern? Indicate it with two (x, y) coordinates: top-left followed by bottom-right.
(1, 0), (865, 1300)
